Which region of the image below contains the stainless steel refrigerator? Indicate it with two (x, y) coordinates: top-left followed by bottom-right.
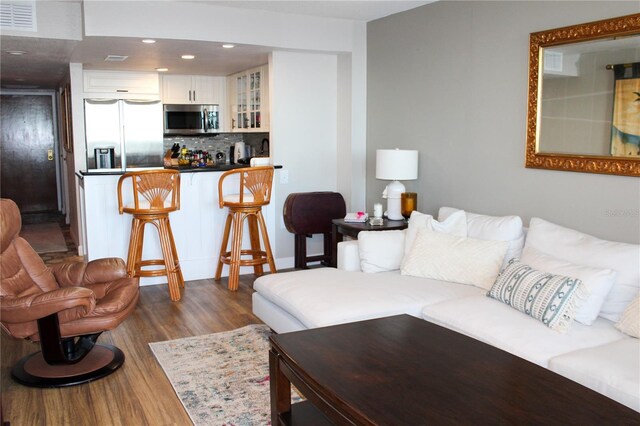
(84, 99), (163, 170)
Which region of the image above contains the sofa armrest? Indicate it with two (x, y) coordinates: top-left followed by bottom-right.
(337, 240), (362, 271)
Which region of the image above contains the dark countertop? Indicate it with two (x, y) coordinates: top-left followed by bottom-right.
(78, 164), (282, 177)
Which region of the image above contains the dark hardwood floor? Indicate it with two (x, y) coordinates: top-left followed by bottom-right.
(1, 275), (264, 425)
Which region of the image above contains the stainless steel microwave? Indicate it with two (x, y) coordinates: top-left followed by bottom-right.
(163, 104), (219, 134)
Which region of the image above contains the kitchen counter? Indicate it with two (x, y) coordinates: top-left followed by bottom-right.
(78, 164), (281, 177)
(76, 166), (280, 287)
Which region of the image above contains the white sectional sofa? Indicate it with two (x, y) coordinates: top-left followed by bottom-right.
(252, 207), (640, 412)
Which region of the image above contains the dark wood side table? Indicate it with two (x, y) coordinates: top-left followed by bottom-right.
(330, 218), (407, 267)
(269, 315), (640, 425)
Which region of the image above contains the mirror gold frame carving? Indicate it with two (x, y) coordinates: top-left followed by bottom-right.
(526, 13), (640, 177)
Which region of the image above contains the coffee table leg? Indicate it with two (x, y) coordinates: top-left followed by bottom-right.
(269, 347), (291, 424)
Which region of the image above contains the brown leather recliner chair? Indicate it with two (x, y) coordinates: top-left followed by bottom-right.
(0, 198), (140, 387)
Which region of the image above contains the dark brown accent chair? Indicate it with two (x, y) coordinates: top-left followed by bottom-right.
(0, 198), (139, 387)
(283, 192), (346, 269)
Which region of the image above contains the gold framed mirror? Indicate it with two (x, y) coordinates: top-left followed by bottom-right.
(526, 14), (640, 176)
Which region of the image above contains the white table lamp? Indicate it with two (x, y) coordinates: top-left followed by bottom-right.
(376, 149), (418, 220)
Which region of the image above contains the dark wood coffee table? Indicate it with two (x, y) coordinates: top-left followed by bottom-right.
(269, 315), (639, 425)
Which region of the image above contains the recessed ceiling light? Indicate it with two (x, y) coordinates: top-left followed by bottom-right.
(181, 54), (195, 60)
(142, 39), (156, 44)
(222, 44), (235, 49)
(15, 78), (25, 82)
(156, 68), (169, 72)
(7, 50), (26, 56)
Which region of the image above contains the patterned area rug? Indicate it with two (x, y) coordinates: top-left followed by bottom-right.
(149, 324), (303, 425)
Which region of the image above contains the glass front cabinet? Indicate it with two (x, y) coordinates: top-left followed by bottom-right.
(227, 65), (269, 132)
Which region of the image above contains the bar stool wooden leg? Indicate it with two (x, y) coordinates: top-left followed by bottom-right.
(133, 221), (147, 277)
(248, 214), (264, 276)
(215, 212), (233, 282)
(165, 218), (184, 288)
(126, 218), (146, 277)
(157, 217), (182, 301)
(257, 211), (277, 273)
(228, 211), (245, 291)
(125, 218), (140, 277)
(127, 217), (138, 277)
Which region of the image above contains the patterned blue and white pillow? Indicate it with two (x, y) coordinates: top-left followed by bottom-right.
(487, 259), (586, 332)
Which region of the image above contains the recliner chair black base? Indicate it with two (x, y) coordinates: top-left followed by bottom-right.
(11, 344), (125, 388)
(10, 313), (125, 388)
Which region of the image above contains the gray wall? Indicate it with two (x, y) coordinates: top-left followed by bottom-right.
(367, 1), (640, 243)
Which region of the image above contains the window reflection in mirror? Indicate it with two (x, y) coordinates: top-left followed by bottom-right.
(538, 37), (639, 157)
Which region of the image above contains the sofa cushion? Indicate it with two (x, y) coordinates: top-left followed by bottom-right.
(439, 206), (524, 267)
(401, 227), (508, 290)
(404, 210), (467, 256)
(548, 339), (640, 412)
(615, 296), (640, 338)
(520, 246), (616, 326)
(525, 218), (640, 323)
(421, 295), (624, 367)
(358, 230), (406, 273)
(253, 268), (483, 329)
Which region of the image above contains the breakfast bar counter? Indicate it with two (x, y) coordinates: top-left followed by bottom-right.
(77, 166), (279, 286)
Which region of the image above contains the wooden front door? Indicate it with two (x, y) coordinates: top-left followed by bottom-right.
(1, 94), (58, 213)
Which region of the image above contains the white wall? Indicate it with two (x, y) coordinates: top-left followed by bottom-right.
(82, 1), (355, 53)
(72, 1), (368, 262)
(367, 1), (640, 243)
(348, 21), (368, 212)
(270, 51), (339, 260)
(69, 62), (86, 254)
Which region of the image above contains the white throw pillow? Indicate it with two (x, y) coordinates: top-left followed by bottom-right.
(404, 210), (467, 256)
(520, 246), (616, 325)
(615, 296), (639, 338)
(401, 226), (508, 290)
(439, 206), (524, 268)
(358, 230), (406, 273)
(526, 218), (640, 323)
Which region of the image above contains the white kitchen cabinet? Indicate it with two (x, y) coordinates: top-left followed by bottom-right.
(161, 75), (224, 105)
(227, 65), (269, 132)
(83, 70), (159, 99)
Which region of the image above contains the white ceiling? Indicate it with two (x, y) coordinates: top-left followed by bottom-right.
(0, 1), (431, 90)
(210, 1), (431, 22)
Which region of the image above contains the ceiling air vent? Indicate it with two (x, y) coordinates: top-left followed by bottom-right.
(0, 1), (37, 32)
(104, 55), (129, 62)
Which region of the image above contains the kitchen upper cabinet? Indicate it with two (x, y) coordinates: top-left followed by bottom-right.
(227, 65), (269, 132)
(83, 71), (160, 99)
(161, 75), (224, 105)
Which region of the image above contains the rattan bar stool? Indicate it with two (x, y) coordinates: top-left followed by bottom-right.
(215, 166), (276, 291)
(117, 169), (184, 301)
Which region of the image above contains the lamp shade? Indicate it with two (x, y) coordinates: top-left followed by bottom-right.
(375, 149), (418, 180)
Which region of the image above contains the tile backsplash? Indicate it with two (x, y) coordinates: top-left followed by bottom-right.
(163, 132), (269, 163)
